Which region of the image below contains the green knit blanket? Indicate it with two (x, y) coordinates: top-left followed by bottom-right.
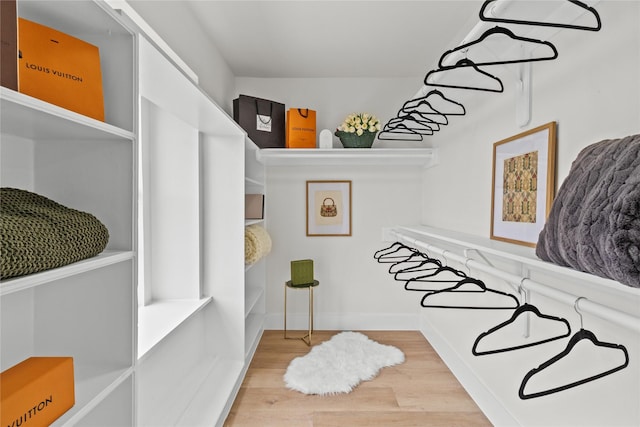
(1, 188), (109, 280)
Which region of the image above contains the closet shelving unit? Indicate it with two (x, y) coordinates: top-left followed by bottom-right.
(244, 138), (267, 361)
(0, 0), (136, 425)
(133, 23), (248, 427)
(2, 1), (264, 425)
(256, 148), (439, 168)
(386, 225), (640, 426)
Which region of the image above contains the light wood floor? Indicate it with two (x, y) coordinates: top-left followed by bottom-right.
(224, 330), (492, 426)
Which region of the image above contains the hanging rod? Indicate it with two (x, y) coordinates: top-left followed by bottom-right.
(389, 229), (640, 334)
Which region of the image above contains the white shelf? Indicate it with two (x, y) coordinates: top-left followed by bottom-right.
(245, 313), (264, 359)
(0, 251), (134, 296)
(245, 219), (265, 227)
(51, 366), (133, 427)
(256, 148), (439, 167)
(137, 298), (213, 359)
(245, 176), (265, 187)
(245, 285), (264, 317)
(1, 86), (134, 142)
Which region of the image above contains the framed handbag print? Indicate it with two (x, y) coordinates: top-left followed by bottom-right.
(306, 180), (351, 236)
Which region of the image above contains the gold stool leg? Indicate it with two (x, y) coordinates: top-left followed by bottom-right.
(284, 282), (288, 339)
(301, 286), (314, 346)
(284, 283), (314, 346)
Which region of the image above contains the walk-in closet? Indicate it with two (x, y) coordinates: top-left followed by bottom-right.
(1, 1), (638, 426)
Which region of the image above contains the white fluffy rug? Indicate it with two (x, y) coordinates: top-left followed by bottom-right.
(283, 331), (405, 395)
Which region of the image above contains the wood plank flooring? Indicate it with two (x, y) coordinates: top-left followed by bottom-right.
(224, 330), (491, 426)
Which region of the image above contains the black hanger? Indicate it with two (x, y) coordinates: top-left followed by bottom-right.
(479, 0), (601, 31)
(377, 127), (424, 141)
(378, 124), (424, 141)
(387, 113), (441, 130)
(398, 101), (449, 125)
(402, 89), (466, 116)
(388, 251), (434, 274)
(406, 264), (467, 284)
(402, 264), (470, 292)
(472, 303), (571, 355)
(385, 116), (439, 133)
(382, 118), (434, 135)
(438, 26), (558, 68)
(393, 256), (442, 281)
(424, 59), (504, 93)
(420, 277), (520, 309)
(518, 328), (629, 399)
(374, 242), (419, 263)
(374, 241), (405, 260)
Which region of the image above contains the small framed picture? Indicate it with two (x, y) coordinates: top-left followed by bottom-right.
(306, 180), (352, 236)
(491, 122), (557, 247)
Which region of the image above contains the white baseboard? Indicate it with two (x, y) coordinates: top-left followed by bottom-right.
(265, 312), (419, 331)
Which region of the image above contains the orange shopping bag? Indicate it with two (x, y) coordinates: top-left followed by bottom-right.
(18, 18), (104, 121)
(286, 108), (316, 148)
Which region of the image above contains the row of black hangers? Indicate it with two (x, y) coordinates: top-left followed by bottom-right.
(381, 0), (602, 139)
(375, 242), (519, 309)
(374, 241), (629, 400)
(378, 90), (465, 141)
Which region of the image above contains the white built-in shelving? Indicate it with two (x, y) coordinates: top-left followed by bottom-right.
(244, 138), (266, 361)
(134, 27), (247, 427)
(0, 1), (136, 425)
(1, 1), (259, 426)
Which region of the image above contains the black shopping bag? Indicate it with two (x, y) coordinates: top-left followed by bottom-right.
(233, 94), (285, 148)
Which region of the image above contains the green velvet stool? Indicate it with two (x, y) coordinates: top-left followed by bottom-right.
(284, 259), (319, 346)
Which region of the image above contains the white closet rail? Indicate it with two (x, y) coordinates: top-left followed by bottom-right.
(389, 229), (640, 334)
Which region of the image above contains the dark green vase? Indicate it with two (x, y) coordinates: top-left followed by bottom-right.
(335, 131), (377, 148)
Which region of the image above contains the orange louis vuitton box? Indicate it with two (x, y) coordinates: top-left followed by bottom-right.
(1, 357), (75, 427)
(18, 18), (104, 121)
(286, 108), (316, 148)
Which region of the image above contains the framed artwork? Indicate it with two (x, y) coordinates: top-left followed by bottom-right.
(491, 122), (557, 247)
(306, 180), (352, 236)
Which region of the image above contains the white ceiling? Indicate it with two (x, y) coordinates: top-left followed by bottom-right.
(181, 1), (484, 78)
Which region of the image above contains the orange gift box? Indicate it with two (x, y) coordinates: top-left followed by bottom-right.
(1, 357), (75, 427)
(286, 108), (316, 148)
(18, 18), (104, 121)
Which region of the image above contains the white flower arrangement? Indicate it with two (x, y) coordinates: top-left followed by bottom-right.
(337, 113), (381, 137)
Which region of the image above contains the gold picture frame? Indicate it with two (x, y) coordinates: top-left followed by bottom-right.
(306, 180), (352, 236)
(490, 122), (557, 247)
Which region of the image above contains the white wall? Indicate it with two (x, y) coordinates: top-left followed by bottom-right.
(422, 0), (640, 235)
(262, 165), (424, 330)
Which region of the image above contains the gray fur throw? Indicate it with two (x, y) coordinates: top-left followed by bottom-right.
(536, 134), (640, 288)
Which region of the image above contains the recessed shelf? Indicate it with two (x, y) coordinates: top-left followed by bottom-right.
(51, 366), (133, 427)
(1, 88), (135, 142)
(256, 148), (439, 167)
(0, 251), (135, 296)
(245, 285), (264, 317)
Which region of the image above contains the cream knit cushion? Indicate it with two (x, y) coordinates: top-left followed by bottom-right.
(245, 224), (272, 265)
